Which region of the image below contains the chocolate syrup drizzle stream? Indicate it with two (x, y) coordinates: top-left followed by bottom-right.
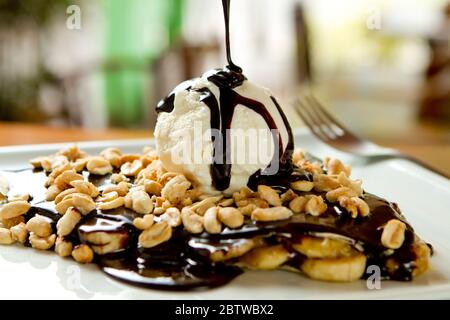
(222, 0), (241, 72)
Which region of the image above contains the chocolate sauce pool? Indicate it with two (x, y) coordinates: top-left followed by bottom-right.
(1, 167), (422, 289)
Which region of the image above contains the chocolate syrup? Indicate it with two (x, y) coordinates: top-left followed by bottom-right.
(156, 93), (175, 114)
(222, 0), (241, 73)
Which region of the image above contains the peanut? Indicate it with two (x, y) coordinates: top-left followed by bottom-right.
(54, 170), (83, 189)
(290, 180), (314, 192)
(54, 188), (77, 204)
(218, 207), (244, 229)
(0, 227), (14, 245)
(86, 156), (113, 175)
(55, 193), (96, 215)
(26, 216), (53, 237)
(97, 197), (125, 210)
(55, 237), (73, 257)
(57, 207), (82, 236)
(313, 174), (340, 192)
(305, 195), (327, 216)
(1, 215), (25, 229)
(110, 173), (130, 184)
(257, 185), (281, 206)
(138, 221), (172, 248)
(143, 180), (162, 196)
(0, 201), (30, 220)
(10, 222), (28, 243)
(289, 196), (308, 213)
(160, 208), (182, 227)
(280, 189), (297, 203)
(190, 196), (223, 215)
(133, 214), (154, 230)
(72, 244), (94, 263)
(339, 196), (370, 218)
(323, 157), (351, 176)
(381, 219), (406, 249)
(203, 207), (222, 234)
(120, 160), (143, 177)
(46, 184), (63, 201)
(70, 180), (99, 198)
(161, 175), (191, 204)
(73, 158), (88, 172)
(251, 207), (293, 222)
(97, 191), (118, 203)
(104, 181), (129, 196)
(326, 187), (358, 203)
(100, 148), (122, 168)
(129, 190), (153, 215)
(181, 207), (204, 234)
(29, 233), (56, 250)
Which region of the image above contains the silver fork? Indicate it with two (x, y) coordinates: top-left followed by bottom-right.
(294, 95), (449, 179)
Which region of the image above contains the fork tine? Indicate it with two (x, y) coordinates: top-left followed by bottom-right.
(298, 98), (336, 141)
(303, 96), (339, 139)
(294, 99), (331, 143)
(306, 95), (347, 137)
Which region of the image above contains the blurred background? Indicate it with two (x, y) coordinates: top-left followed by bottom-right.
(0, 0), (449, 150)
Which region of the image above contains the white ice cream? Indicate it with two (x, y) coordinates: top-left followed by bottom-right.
(155, 70), (291, 195)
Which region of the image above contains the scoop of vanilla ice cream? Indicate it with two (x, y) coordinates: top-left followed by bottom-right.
(155, 70), (291, 195)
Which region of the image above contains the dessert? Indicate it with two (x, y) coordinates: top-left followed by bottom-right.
(0, 0), (431, 290)
(0, 145), (432, 288)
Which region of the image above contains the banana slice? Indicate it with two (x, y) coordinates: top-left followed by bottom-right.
(80, 230), (129, 255)
(300, 252), (367, 282)
(292, 236), (355, 259)
(210, 238), (257, 262)
(412, 242), (431, 277)
(240, 245), (290, 270)
(385, 241), (431, 279)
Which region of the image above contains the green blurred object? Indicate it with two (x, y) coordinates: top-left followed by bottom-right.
(102, 0), (184, 127)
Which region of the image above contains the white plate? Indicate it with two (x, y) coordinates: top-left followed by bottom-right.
(0, 130), (449, 300)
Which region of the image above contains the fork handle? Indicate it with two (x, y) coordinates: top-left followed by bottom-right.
(382, 153), (450, 179)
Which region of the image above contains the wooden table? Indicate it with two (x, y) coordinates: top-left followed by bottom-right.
(0, 122), (448, 177)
